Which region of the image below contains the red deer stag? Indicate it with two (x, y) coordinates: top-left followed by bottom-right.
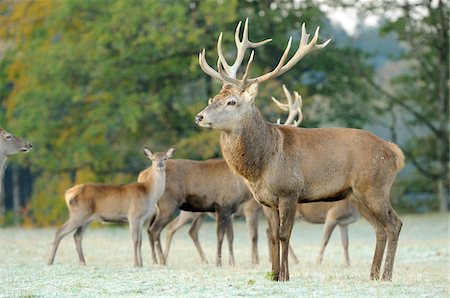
(48, 147), (174, 267)
(195, 19), (404, 281)
(0, 128), (32, 196)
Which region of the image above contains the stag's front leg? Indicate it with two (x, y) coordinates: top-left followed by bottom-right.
(263, 206), (280, 281)
(278, 198), (297, 281)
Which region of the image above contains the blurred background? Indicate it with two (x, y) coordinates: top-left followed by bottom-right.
(0, 0), (448, 227)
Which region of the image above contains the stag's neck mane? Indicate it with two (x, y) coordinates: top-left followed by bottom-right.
(220, 105), (278, 182)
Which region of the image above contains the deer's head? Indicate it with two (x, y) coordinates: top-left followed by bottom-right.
(144, 147), (175, 171)
(195, 19), (329, 131)
(0, 128), (32, 156)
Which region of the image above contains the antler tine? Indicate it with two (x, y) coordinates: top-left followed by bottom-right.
(199, 49), (224, 82)
(228, 18), (272, 78)
(246, 37), (293, 85)
(217, 32), (233, 76)
(273, 85), (303, 126)
(217, 58), (241, 86)
(278, 24), (331, 76)
(251, 24), (331, 84)
(293, 91), (303, 126)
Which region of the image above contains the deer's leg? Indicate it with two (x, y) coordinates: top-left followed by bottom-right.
(48, 218), (83, 265)
(225, 215), (235, 266)
(164, 211), (195, 260)
(245, 206), (259, 265)
(74, 222), (91, 265)
(215, 208), (231, 267)
(130, 218), (143, 267)
(316, 216), (338, 265)
(189, 214), (208, 264)
(381, 207), (402, 281)
(148, 206), (176, 265)
(263, 206), (280, 281)
(351, 195), (387, 280)
(338, 224), (350, 266)
(146, 213), (158, 264)
(289, 242), (299, 264)
(278, 198), (297, 282)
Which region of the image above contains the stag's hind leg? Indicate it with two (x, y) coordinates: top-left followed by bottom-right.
(350, 195), (387, 280)
(358, 187), (402, 281)
(374, 204), (402, 281)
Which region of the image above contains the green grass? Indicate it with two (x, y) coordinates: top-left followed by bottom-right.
(0, 213), (448, 297)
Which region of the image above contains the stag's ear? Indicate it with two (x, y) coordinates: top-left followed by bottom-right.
(143, 148), (154, 159)
(242, 81), (259, 102)
(166, 148), (175, 158)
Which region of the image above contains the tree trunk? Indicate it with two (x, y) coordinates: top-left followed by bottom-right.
(12, 165), (21, 226)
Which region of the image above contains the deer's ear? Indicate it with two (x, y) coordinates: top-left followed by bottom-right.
(143, 148), (154, 159)
(242, 81), (259, 102)
(166, 148), (175, 158)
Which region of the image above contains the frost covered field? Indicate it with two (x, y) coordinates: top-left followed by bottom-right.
(1, 213), (448, 297)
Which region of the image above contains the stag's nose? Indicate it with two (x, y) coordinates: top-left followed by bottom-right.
(195, 114), (203, 124)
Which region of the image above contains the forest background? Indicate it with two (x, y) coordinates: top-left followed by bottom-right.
(0, 0), (448, 226)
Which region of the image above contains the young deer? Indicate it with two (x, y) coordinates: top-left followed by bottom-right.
(48, 147), (174, 267)
(0, 128), (32, 195)
(137, 158), (253, 266)
(195, 19), (404, 281)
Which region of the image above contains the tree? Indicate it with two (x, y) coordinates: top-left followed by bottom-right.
(366, 0), (449, 212)
(0, 0), (380, 225)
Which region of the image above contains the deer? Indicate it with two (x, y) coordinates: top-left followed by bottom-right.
(165, 87), (360, 266)
(0, 128), (32, 196)
(137, 158), (254, 267)
(48, 147), (174, 267)
(195, 19), (404, 281)
(162, 197), (261, 265)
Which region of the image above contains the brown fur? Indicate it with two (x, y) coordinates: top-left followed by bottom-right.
(48, 149), (172, 267)
(197, 83), (404, 281)
(138, 158), (253, 267)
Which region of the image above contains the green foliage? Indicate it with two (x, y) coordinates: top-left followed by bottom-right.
(1, 0), (381, 225)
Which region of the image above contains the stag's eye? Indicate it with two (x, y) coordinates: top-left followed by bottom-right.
(227, 100), (236, 106)
(5, 135), (12, 140)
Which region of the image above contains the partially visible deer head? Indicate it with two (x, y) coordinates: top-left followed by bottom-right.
(0, 128), (32, 156)
(195, 19), (329, 131)
(144, 147), (175, 171)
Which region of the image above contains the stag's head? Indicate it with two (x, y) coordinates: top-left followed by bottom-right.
(0, 128), (32, 156)
(144, 147), (174, 171)
(195, 19), (329, 131)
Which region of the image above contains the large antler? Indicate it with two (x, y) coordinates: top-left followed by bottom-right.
(199, 19), (331, 89)
(199, 18), (271, 84)
(271, 85), (303, 127)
